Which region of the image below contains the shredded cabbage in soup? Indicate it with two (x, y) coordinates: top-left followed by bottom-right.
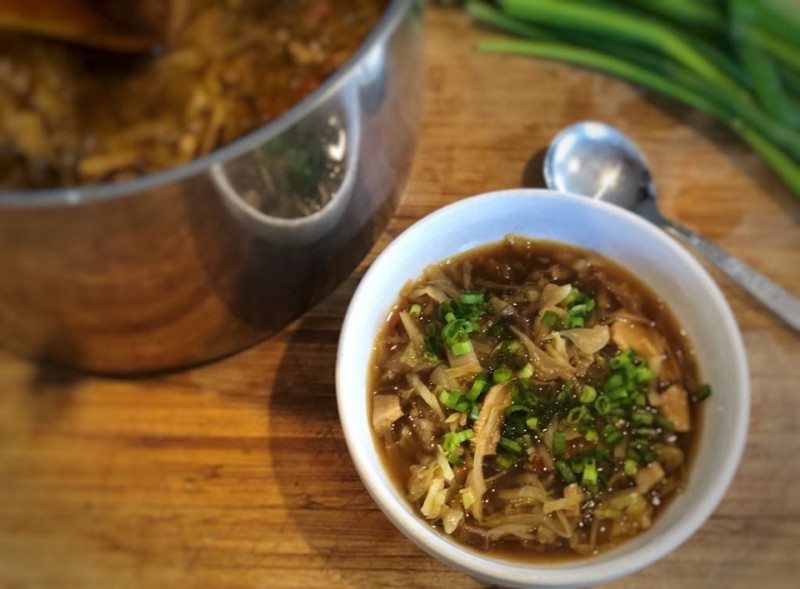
(370, 236), (710, 558)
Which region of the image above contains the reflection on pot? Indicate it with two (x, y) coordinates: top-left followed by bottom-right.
(212, 86), (359, 247)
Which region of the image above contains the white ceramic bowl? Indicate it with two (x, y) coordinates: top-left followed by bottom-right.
(336, 189), (749, 588)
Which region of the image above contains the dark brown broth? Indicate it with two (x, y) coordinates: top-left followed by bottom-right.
(369, 237), (703, 562)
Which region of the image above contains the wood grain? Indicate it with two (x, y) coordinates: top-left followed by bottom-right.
(1, 6), (799, 588)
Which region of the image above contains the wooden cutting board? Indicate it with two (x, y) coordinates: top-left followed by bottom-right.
(0, 6), (798, 588)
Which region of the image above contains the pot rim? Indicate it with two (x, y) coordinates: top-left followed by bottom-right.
(0, 0), (413, 208)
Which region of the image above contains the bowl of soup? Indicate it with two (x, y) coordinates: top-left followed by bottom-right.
(336, 189), (749, 587)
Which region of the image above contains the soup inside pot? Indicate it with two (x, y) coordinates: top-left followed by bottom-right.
(0, 0), (387, 191)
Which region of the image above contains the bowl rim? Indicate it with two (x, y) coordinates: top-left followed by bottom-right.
(0, 0), (414, 208)
(336, 189), (750, 587)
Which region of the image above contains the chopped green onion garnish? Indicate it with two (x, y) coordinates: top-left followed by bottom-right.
(499, 437), (522, 454)
(496, 453), (516, 469)
(579, 385), (597, 404)
(493, 366), (513, 384)
(468, 374), (488, 401)
(459, 291), (485, 305)
(469, 404), (479, 421)
(604, 374), (625, 392)
(439, 389), (471, 412)
(632, 411), (655, 427)
(555, 460), (576, 483)
(553, 431), (566, 456)
(696, 384), (712, 401)
(594, 395), (611, 415)
(656, 416), (675, 431)
(504, 340), (521, 354)
(585, 429), (598, 442)
(628, 439), (653, 462)
(606, 387), (627, 401)
(517, 362), (533, 379)
(594, 447), (611, 462)
(633, 427), (659, 437)
(541, 311), (559, 327)
(582, 457), (598, 486)
(624, 459), (638, 476)
(567, 405), (588, 425)
(505, 404), (527, 417)
(564, 315), (585, 329)
(601, 424), (622, 445)
(442, 429), (475, 462)
(409, 304), (421, 318)
(635, 366), (655, 384)
(526, 416), (539, 430)
(570, 456), (585, 473)
(451, 340), (473, 356)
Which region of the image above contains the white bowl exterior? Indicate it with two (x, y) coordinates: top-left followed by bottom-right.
(336, 190), (749, 588)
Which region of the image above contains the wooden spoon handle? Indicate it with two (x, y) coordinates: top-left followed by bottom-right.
(0, 0), (159, 52)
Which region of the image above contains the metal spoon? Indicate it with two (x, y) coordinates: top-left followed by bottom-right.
(544, 120), (800, 333)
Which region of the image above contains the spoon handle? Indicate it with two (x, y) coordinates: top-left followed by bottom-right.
(662, 219), (800, 333)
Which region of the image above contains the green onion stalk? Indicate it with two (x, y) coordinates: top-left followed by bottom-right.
(465, 0), (800, 197)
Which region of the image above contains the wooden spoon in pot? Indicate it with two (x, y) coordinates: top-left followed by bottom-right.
(0, 0), (163, 53)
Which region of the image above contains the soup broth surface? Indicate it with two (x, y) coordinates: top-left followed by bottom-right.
(369, 236), (708, 560)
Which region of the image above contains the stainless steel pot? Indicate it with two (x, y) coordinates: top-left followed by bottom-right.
(0, 0), (423, 373)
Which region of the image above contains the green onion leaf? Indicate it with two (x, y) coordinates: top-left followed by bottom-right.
(499, 437), (523, 454)
(505, 404), (528, 417)
(635, 366), (655, 384)
(656, 416), (675, 431)
(632, 411), (655, 427)
(582, 457), (598, 486)
(468, 374), (488, 401)
(585, 429), (598, 442)
(459, 291), (485, 305)
(594, 395), (611, 415)
(567, 405), (588, 425)
(496, 452), (516, 469)
(601, 424), (622, 445)
(409, 304), (421, 318)
(628, 439), (653, 462)
(451, 340), (473, 356)
(517, 362), (534, 379)
(579, 385), (597, 404)
(438, 390), (471, 412)
(604, 374), (625, 392)
(696, 384), (712, 401)
(555, 460), (576, 483)
(526, 416), (539, 430)
(564, 314), (585, 329)
(493, 366), (513, 384)
(541, 311), (559, 327)
(624, 459), (638, 476)
(553, 431), (566, 456)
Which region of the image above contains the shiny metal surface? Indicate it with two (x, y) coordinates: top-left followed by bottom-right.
(545, 121), (800, 333)
(0, 0), (424, 372)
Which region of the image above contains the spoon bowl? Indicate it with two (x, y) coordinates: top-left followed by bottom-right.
(544, 121), (652, 211)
